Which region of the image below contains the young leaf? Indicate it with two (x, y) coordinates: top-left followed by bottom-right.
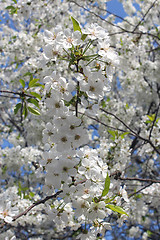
(32, 83), (44, 88)
(23, 103), (28, 118)
(27, 98), (39, 108)
(81, 34), (88, 41)
(6, 6), (15, 10)
(120, 132), (129, 139)
(71, 16), (82, 33)
(102, 173), (110, 197)
(147, 114), (155, 122)
(29, 79), (39, 88)
(19, 79), (25, 88)
(28, 106), (40, 115)
(29, 92), (41, 100)
(106, 204), (129, 216)
(108, 129), (117, 141)
(14, 103), (22, 114)
(24, 72), (32, 77)
(5, 5), (17, 14)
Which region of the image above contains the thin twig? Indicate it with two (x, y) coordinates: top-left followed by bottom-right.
(94, 5), (134, 27)
(0, 90), (37, 98)
(129, 183), (153, 198)
(69, 0), (160, 41)
(100, 108), (160, 155)
(12, 190), (63, 221)
(75, 110), (127, 133)
(119, 177), (160, 184)
(0, 95), (21, 99)
(69, 0), (126, 32)
(132, 0), (158, 32)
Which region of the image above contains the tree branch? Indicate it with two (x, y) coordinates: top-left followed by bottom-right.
(119, 176), (160, 184)
(12, 190), (63, 222)
(128, 183), (153, 198)
(132, 0), (158, 32)
(100, 108), (160, 155)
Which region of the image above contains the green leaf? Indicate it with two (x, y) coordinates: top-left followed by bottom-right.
(27, 98), (39, 108)
(147, 114), (155, 122)
(147, 230), (152, 237)
(108, 130), (118, 141)
(28, 106), (40, 115)
(29, 192), (35, 198)
(125, 103), (129, 109)
(81, 34), (88, 41)
(23, 103), (28, 118)
(2, 165), (7, 175)
(24, 72), (32, 77)
(14, 103), (22, 114)
(6, 5), (15, 10)
(29, 78), (39, 88)
(29, 92), (41, 100)
(5, 5), (17, 14)
(32, 83), (44, 89)
(101, 100), (106, 108)
(120, 132), (129, 139)
(71, 16), (82, 33)
(104, 195), (117, 204)
(106, 204), (129, 216)
(19, 79), (25, 88)
(12, 0), (17, 3)
(102, 173), (110, 197)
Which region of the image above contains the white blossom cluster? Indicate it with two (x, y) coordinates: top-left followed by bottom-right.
(0, 0), (160, 239)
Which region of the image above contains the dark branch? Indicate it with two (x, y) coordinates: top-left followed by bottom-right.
(100, 108), (160, 155)
(12, 190), (63, 222)
(132, 0), (158, 32)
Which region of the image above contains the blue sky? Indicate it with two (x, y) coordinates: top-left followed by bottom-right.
(107, 0), (127, 21)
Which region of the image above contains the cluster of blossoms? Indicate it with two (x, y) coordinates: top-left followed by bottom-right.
(33, 21), (130, 237)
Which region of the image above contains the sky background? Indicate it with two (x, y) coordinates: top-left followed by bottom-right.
(107, 0), (127, 21)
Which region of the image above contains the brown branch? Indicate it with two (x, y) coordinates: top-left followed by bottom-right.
(12, 190), (63, 221)
(128, 183), (153, 198)
(0, 90), (36, 99)
(0, 95), (21, 99)
(119, 177), (160, 184)
(12, 178), (87, 222)
(0, 90), (21, 95)
(100, 108), (160, 155)
(69, 0), (160, 41)
(69, 0), (126, 32)
(132, 0), (158, 32)
(75, 110), (127, 133)
(92, 4), (134, 27)
(108, 30), (160, 40)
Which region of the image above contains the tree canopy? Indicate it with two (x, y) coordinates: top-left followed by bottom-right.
(0, 0), (160, 239)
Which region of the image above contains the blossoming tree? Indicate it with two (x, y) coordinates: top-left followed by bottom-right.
(0, 0), (160, 239)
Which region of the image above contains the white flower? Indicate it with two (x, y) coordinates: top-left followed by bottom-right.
(83, 23), (109, 40)
(56, 158), (77, 181)
(44, 26), (62, 42)
(72, 198), (90, 217)
(88, 201), (106, 220)
(72, 127), (89, 148)
(119, 185), (129, 202)
(60, 29), (82, 50)
(0, 200), (18, 223)
(98, 40), (119, 65)
(79, 70), (105, 99)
